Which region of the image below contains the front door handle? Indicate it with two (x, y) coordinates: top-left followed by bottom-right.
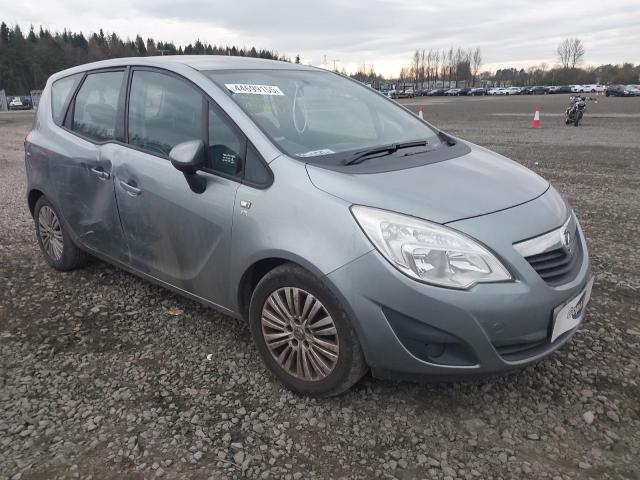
(90, 166), (111, 180)
(120, 179), (142, 196)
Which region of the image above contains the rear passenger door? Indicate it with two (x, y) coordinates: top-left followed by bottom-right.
(112, 68), (244, 309)
(54, 69), (129, 262)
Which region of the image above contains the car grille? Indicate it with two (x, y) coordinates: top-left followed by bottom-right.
(524, 228), (582, 286)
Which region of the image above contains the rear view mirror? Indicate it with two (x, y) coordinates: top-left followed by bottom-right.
(169, 140), (207, 194)
(169, 140), (205, 174)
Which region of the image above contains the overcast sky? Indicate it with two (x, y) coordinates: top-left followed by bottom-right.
(5, 0), (640, 76)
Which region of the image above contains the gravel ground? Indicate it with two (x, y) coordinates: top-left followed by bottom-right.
(1, 95), (639, 480)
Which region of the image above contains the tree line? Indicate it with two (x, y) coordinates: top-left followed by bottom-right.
(0, 21), (290, 94)
(390, 39), (639, 89)
(351, 47), (483, 89)
(2, 22), (639, 95)
(402, 47), (483, 88)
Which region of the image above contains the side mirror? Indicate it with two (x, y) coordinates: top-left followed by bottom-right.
(169, 140), (207, 194)
(169, 140), (205, 174)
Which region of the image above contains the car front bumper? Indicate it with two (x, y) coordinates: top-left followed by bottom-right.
(326, 190), (592, 380)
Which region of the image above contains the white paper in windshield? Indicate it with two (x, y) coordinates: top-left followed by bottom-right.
(296, 149), (335, 157)
(225, 84), (284, 96)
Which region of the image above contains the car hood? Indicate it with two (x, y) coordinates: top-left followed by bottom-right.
(305, 142), (549, 224)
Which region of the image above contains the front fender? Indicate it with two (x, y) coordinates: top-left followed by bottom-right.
(228, 156), (373, 313)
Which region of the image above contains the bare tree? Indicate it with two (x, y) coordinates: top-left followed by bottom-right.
(354, 61), (367, 82)
(419, 49), (426, 89)
(399, 67), (408, 89)
(557, 38), (585, 69)
(471, 47), (482, 86)
(432, 49), (440, 87)
(453, 47), (462, 87)
(557, 38), (572, 69)
(446, 47), (454, 86)
(441, 49), (449, 86)
(425, 50), (432, 88)
(540, 62), (548, 76)
(570, 38), (585, 68)
(411, 50), (421, 88)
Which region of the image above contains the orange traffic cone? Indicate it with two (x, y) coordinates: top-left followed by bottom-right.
(418, 106), (424, 119)
(531, 106), (541, 128)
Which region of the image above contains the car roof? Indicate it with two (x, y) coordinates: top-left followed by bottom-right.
(50, 55), (318, 81)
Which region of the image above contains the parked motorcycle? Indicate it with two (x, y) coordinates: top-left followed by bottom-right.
(565, 95), (587, 126)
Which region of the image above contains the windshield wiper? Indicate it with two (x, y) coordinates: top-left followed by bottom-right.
(343, 140), (428, 165)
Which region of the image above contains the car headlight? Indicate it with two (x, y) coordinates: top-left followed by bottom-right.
(351, 205), (512, 289)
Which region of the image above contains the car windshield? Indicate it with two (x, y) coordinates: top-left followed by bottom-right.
(205, 69), (439, 161)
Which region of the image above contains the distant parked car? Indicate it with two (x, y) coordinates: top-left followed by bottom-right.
(9, 97), (24, 110)
(468, 87), (487, 96)
(505, 87), (522, 95)
(625, 85), (640, 96)
(521, 86), (547, 95)
(395, 88), (415, 99)
(548, 85), (572, 94)
(570, 85), (583, 93)
(605, 85), (637, 97)
(530, 86), (549, 95)
(488, 88), (507, 95)
(579, 84), (600, 93)
(445, 88), (461, 96)
(458, 88), (470, 96)
(427, 88), (447, 96)
(8, 96), (33, 110)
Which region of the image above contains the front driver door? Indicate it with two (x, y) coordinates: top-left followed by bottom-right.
(113, 69), (243, 309)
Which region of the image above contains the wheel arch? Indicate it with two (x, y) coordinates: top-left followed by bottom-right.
(235, 252), (333, 322)
(28, 188), (45, 217)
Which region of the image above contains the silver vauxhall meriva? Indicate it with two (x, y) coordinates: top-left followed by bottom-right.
(25, 56), (592, 396)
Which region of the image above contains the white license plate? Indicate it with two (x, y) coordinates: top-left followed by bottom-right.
(551, 277), (594, 342)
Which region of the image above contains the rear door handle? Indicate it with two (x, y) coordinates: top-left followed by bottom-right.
(120, 180), (142, 196)
(90, 166), (111, 180)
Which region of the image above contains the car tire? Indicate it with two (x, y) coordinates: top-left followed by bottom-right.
(248, 263), (368, 397)
(34, 196), (89, 271)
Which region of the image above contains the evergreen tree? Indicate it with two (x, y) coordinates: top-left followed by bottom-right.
(135, 35), (146, 56)
(0, 20), (286, 92)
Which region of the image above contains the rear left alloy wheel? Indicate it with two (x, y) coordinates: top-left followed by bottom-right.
(34, 197), (89, 271)
(249, 263), (368, 396)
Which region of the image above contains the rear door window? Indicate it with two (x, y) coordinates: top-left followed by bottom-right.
(128, 70), (204, 156)
(51, 73), (81, 125)
(72, 71), (123, 142)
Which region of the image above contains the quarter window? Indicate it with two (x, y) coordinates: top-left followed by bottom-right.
(51, 74), (81, 126)
(128, 71), (203, 156)
(208, 106), (244, 176)
(72, 71), (123, 141)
